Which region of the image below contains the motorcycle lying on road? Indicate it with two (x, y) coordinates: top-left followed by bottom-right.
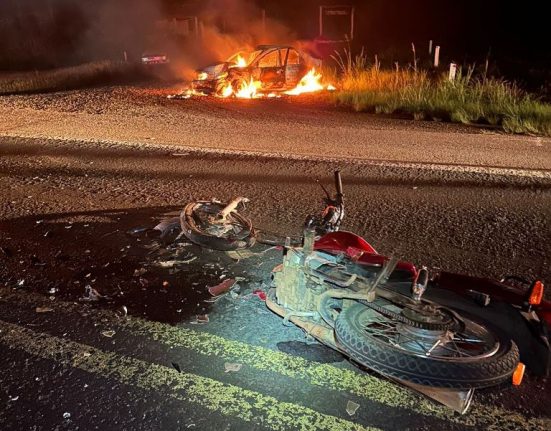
(177, 171), (548, 413)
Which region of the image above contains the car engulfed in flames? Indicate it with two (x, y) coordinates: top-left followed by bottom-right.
(190, 45), (334, 99)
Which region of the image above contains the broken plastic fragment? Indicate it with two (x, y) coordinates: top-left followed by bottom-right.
(252, 289), (267, 301)
(101, 330), (115, 338)
(158, 257), (197, 268)
(195, 314), (209, 324)
(80, 285), (103, 302)
(345, 400), (360, 416)
(208, 278), (236, 296)
(63, 412), (71, 419)
(153, 217), (180, 237)
(224, 362), (242, 373)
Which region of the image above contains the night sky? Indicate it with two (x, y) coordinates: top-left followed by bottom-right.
(1, 0), (549, 75)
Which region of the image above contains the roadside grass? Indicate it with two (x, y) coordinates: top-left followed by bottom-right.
(0, 60), (142, 95)
(333, 50), (551, 136)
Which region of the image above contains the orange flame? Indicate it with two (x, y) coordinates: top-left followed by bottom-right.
(235, 77), (262, 99)
(235, 55), (247, 68)
(284, 68), (324, 95)
(219, 82), (233, 98)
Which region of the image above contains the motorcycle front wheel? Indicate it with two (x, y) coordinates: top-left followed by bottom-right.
(335, 302), (519, 388)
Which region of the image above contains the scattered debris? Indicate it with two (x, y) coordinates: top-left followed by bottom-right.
(153, 217), (180, 237)
(225, 249), (257, 262)
(208, 278), (236, 296)
(116, 305), (128, 318)
(80, 285), (103, 302)
(162, 281), (170, 288)
(158, 257), (197, 268)
(8, 395), (19, 402)
(224, 362), (242, 373)
(127, 227), (149, 236)
(252, 289), (267, 301)
(194, 314), (209, 324)
(346, 400), (360, 416)
(203, 295), (226, 304)
(35, 306), (53, 313)
(101, 330), (115, 338)
(16, 279), (25, 287)
(82, 352), (92, 358)
(133, 268), (147, 277)
(63, 412), (71, 419)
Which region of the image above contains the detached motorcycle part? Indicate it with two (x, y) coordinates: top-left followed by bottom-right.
(335, 302), (519, 389)
(180, 199), (255, 250)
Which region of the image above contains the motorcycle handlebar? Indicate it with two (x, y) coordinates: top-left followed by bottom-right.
(334, 170), (343, 201)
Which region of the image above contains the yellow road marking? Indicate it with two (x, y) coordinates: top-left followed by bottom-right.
(0, 319), (377, 431)
(1, 287), (549, 430)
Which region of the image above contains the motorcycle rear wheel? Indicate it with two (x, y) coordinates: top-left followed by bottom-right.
(335, 302), (519, 388)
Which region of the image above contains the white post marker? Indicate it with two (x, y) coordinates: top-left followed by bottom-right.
(429, 40), (433, 55)
(434, 46), (440, 67)
(449, 63), (457, 81)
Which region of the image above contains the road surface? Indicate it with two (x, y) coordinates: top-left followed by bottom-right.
(0, 86), (550, 430)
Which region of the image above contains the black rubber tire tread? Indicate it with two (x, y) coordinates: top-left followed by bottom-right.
(335, 302), (519, 388)
(180, 202), (255, 251)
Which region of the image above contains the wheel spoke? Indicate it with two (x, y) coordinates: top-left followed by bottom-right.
(358, 303), (498, 361)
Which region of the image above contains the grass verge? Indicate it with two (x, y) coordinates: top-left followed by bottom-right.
(333, 51), (551, 136)
(0, 60), (142, 95)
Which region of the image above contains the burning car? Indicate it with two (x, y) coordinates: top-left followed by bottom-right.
(191, 45), (324, 97)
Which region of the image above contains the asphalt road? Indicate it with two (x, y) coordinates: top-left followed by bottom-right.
(0, 86), (550, 430)
(0, 86), (550, 170)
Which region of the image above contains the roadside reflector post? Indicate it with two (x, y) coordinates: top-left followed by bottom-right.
(434, 46), (440, 68)
(429, 39), (433, 55)
(512, 363), (526, 386)
(449, 63), (457, 81)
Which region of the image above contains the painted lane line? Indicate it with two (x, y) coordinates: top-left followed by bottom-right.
(0, 319), (378, 431)
(1, 288), (549, 430)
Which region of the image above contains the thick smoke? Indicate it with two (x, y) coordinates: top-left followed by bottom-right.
(171, 0), (299, 80)
(0, 0), (312, 78)
(0, 0), (162, 70)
